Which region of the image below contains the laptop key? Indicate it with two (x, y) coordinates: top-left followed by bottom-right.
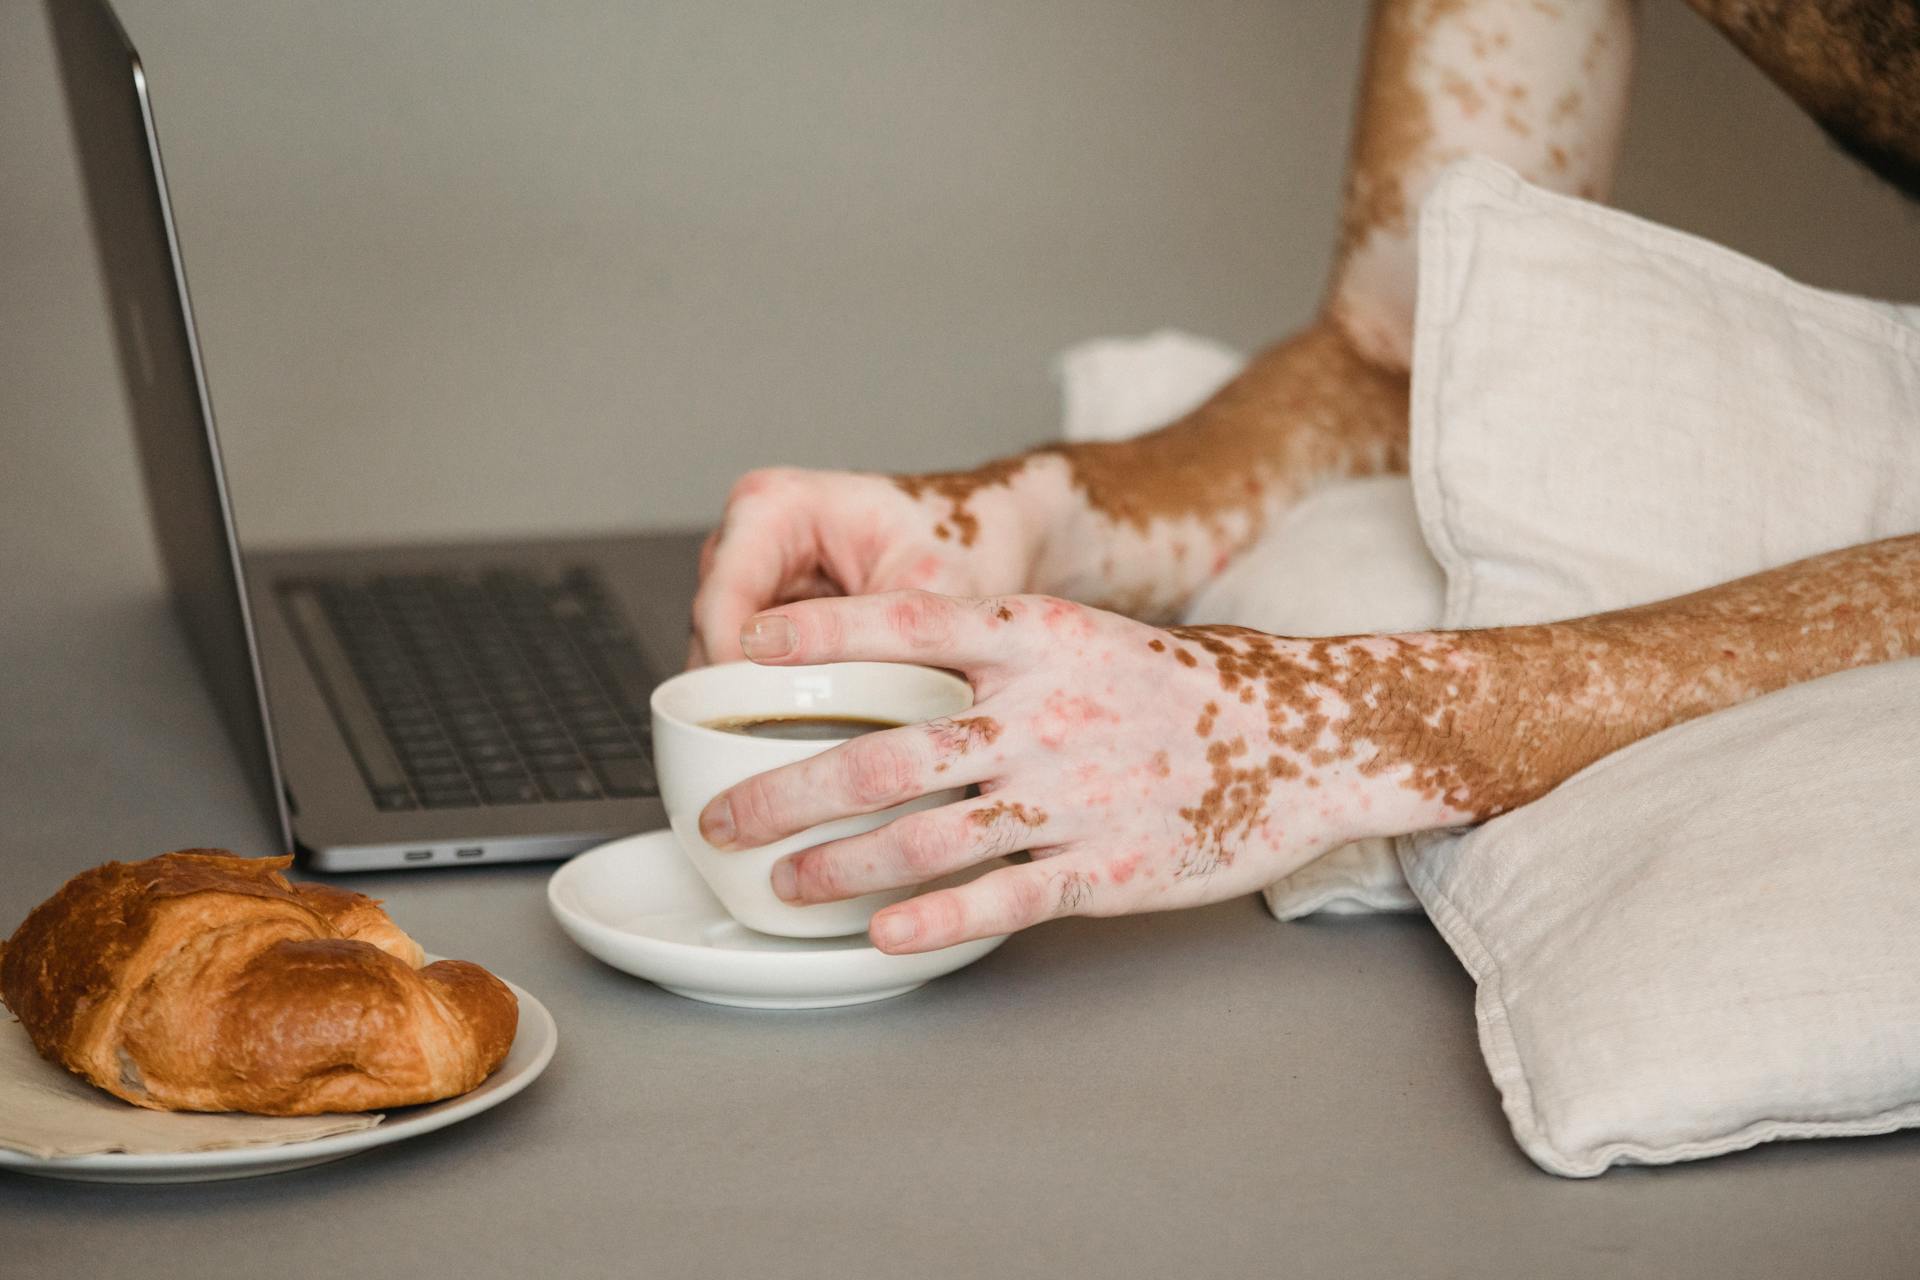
(537, 768), (602, 802)
(481, 777), (542, 805)
(372, 785), (416, 811)
(473, 758), (529, 779)
(594, 757), (656, 797)
(304, 567), (664, 812)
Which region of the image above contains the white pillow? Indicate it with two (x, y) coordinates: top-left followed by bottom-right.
(1404, 661), (1920, 1177)
(1409, 158), (1920, 630)
(1399, 158), (1920, 1173)
(1054, 329), (1245, 446)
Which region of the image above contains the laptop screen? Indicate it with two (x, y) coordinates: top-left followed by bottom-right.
(46, 0), (292, 848)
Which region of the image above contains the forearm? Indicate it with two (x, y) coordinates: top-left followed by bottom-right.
(1419, 533), (1920, 822)
(894, 321), (1407, 621)
(1329, 0), (1636, 368)
(892, 2), (1637, 621)
(1168, 534), (1920, 840)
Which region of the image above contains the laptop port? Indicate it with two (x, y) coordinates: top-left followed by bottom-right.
(403, 849), (433, 862)
(455, 846), (483, 859)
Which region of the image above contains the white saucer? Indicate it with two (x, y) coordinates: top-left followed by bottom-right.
(547, 830), (1007, 1009)
(0, 970), (556, 1184)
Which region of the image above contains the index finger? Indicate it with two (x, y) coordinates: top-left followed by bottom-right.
(740, 590), (1044, 674)
(693, 525), (797, 666)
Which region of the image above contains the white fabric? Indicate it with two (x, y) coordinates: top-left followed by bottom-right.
(1399, 157), (1920, 1174)
(1403, 661), (1920, 1178)
(1185, 475), (1445, 639)
(1408, 158), (1920, 630)
(1049, 330), (1444, 919)
(1055, 329), (1244, 444)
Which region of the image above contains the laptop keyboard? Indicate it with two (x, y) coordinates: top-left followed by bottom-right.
(278, 567), (659, 811)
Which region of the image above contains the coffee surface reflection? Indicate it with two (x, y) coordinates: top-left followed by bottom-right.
(704, 714), (903, 741)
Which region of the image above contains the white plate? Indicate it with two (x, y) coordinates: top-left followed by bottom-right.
(548, 830), (1007, 1009)
(0, 970), (556, 1184)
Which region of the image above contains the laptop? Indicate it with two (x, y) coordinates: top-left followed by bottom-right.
(47, 0), (701, 872)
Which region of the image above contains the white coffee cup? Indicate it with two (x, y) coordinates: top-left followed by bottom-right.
(650, 661), (971, 937)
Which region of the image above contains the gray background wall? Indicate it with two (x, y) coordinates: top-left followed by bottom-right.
(5, 0), (1918, 558)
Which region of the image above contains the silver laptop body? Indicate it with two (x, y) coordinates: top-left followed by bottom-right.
(49, 0), (697, 872)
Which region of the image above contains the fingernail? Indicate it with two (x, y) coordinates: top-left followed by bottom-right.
(871, 911), (918, 951)
(740, 615), (796, 661)
(699, 796), (736, 848)
(771, 858), (799, 902)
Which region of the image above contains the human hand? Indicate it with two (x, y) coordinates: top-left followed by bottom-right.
(695, 592), (1461, 953)
(688, 465), (1049, 666)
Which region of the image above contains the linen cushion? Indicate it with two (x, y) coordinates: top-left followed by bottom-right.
(1403, 661), (1920, 1177)
(1408, 158), (1920, 630)
(1399, 157), (1920, 1173)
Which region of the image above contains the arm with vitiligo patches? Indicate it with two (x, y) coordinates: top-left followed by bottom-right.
(698, 533), (1920, 955)
(1022, 0), (1639, 617)
(686, 1), (1637, 659)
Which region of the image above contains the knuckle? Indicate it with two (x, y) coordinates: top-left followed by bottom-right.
(919, 891), (966, 943)
(972, 809), (1025, 859)
(794, 852), (845, 901)
(884, 591), (954, 651)
(727, 466), (797, 506)
(894, 817), (950, 877)
(1003, 872), (1051, 926)
(840, 739), (916, 806)
(801, 602), (846, 658)
(726, 776), (781, 840)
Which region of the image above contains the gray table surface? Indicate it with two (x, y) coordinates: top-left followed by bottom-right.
(6, 481), (1920, 1280)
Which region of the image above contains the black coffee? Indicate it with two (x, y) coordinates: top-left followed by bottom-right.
(705, 714), (902, 741)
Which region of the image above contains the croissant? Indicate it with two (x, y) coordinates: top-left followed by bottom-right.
(0, 850), (517, 1115)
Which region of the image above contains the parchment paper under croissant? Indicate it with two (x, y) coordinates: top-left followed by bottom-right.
(0, 851), (517, 1115)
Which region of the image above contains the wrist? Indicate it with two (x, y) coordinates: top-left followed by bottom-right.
(1004, 452), (1089, 594)
(888, 453), (1074, 593)
(1316, 633), (1498, 842)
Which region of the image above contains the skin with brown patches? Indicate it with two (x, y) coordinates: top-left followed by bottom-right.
(688, 1), (1914, 666)
(929, 716), (1001, 753)
(969, 801), (1048, 831)
(685, 7), (1640, 663)
(686, 2), (1636, 659)
(697, 538), (1920, 952)
(1328, 0), (1636, 368)
(872, 322), (1410, 623)
(1162, 534), (1920, 826)
(682, 6), (1919, 958)
(892, 457), (1035, 550)
(928, 716), (1001, 772)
